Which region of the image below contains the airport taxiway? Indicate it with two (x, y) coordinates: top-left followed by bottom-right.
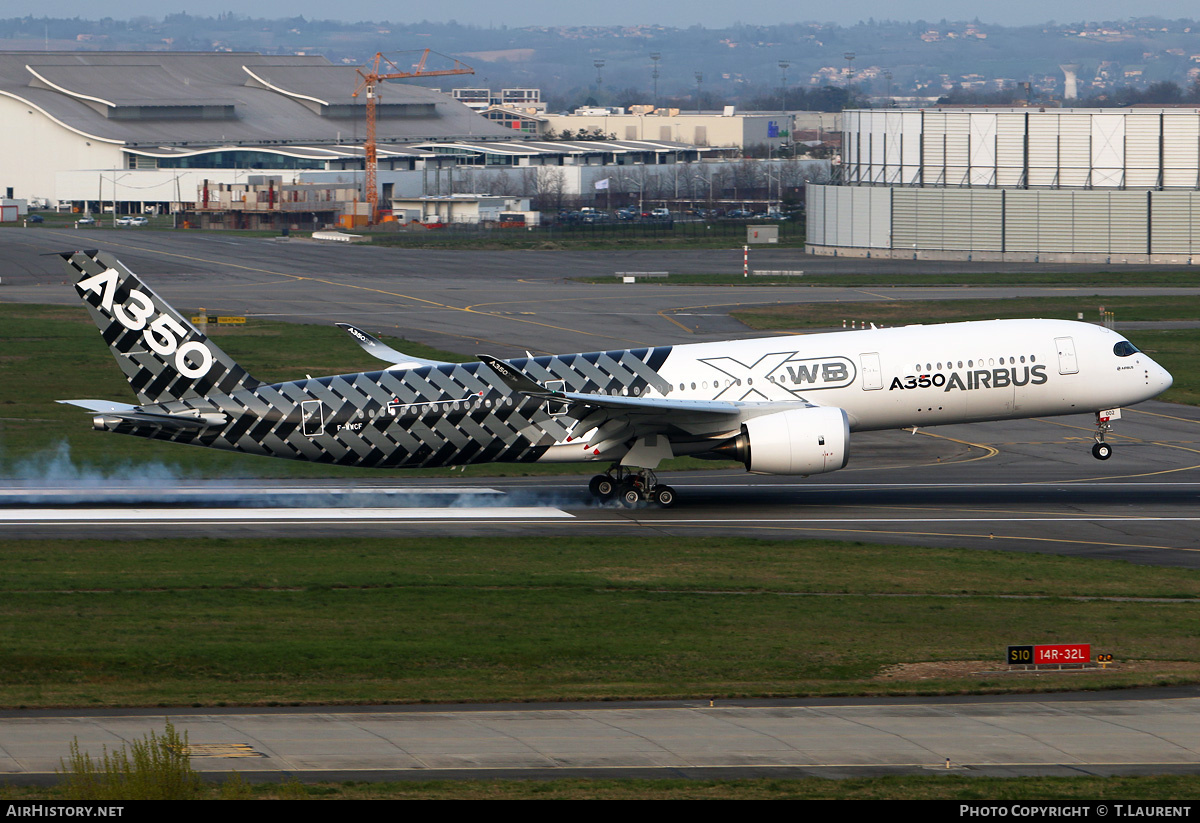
(4, 228), (1200, 356)
(5, 689), (1200, 782)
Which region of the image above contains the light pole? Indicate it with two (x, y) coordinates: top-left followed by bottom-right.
(694, 71), (703, 114)
(689, 172), (713, 209)
(843, 52), (856, 86)
(778, 60), (790, 114)
(107, 171), (130, 226)
(650, 52), (661, 109)
(883, 69), (893, 107)
(594, 59), (605, 90)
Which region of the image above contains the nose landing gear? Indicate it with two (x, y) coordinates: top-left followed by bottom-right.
(1092, 409), (1119, 460)
(588, 466), (677, 508)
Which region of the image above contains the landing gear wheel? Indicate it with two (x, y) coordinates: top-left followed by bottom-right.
(1092, 442), (1113, 461)
(653, 485), (677, 508)
(589, 475), (616, 500)
(619, 487), (642, 508)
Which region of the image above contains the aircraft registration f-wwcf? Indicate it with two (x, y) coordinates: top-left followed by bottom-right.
(61, 250), (1173, 507)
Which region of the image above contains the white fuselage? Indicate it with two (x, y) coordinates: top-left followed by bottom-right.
(648, 318), (1172, 432)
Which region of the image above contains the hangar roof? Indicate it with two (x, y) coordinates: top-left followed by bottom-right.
(0, 51), (511, 148)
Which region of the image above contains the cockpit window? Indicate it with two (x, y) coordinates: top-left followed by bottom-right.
(1113, 341), (1140, 357)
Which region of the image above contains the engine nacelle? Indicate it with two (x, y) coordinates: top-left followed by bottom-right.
(724, 406), (850, 475)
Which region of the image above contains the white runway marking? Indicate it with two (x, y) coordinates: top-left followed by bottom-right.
(0, 486), (503, 498)
(642, 517), (1200, 524)
(0, 507), (574, 522)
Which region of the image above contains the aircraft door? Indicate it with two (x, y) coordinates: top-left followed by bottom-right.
(301, 400), (324, 436)
(544, 380), (568, 416)
(859, 353), (883, 390)
(1055, 337), (1079, 375)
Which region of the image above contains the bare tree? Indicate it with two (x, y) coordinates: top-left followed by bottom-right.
(535, 166), (567, 211)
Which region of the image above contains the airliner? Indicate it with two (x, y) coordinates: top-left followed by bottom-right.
(60, 250), (1173, 507)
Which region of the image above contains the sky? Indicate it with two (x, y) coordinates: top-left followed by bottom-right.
(5, 1), (1200, 28)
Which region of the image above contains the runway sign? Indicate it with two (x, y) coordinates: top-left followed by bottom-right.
(1008, 644), (1091, 665)
(1034, 644), (1090, 664)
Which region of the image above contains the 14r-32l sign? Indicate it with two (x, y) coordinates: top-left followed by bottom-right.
(1008, 644), (1092, 665)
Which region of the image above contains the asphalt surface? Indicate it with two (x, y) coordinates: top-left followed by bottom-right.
(3, 406), (1199, 567)
(6, 688), (1200, 783)
(4, 226), (1200, 356)
(2, 226), (1199, 782)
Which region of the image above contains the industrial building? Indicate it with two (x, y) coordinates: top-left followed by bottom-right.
(0, 50), (513, 212)
(0, 50), (835, 222)
(542, 109), (792, 151)
(807, 107), (1200, 263)
(450, 88), (544, 112)
(0, 51), (739, 218)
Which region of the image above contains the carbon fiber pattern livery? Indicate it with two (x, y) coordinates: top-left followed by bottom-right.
(67, 251), (674, 469)
(65, 250), (260, 405)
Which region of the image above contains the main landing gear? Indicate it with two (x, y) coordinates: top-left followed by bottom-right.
(588, 467), (677, 508)
(1092, 410), (1116, 460)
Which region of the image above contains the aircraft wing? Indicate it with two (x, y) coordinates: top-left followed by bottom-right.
(479, 354), (738, 415)
(337, 323), (450, 369)
(479, 354), (755, 466)
(58, 400), (227, 430)
(553, 391), (741, 417)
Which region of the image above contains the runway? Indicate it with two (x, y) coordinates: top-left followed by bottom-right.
(5, 690), (1200, 782)
(3, 404), (1198, 566)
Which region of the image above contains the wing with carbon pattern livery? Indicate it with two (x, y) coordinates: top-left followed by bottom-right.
(337, 323), (450, 369)
(478, 352), (743, 418)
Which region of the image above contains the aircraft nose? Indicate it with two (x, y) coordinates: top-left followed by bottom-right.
(1150, 358), (1173, 395)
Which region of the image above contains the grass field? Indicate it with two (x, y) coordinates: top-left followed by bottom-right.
(578, 271), (1200, 287)
(1, 536), (1197, 708)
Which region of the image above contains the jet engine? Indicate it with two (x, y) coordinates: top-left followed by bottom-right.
(718, 406), (850, 475)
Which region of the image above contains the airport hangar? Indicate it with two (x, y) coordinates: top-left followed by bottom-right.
(807, 106), (1200, 264)
(0, 50), (715, 216)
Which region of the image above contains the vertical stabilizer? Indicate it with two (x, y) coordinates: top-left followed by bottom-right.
(63, 250), (260, 405)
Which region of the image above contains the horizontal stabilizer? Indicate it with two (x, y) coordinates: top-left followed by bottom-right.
(337, 323), (449, 368)
(57, 399), (138, 414)
(59, 399), (227, 430)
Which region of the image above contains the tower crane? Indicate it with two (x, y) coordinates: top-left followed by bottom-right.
(352, 50), (474, 224)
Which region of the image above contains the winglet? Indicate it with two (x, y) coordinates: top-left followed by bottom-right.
(477, 354), (559, 397)
(337, 323), (448, 368)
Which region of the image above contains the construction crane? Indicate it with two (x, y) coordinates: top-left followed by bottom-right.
(352, 50), (475, 225)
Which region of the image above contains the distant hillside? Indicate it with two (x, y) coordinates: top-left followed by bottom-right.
(3, 14), (1199, 109)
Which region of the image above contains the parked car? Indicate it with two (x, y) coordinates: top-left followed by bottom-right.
(115, 216), (135, 226)
(76, 216), (96, 226)
(128, 216), (148, 226)
(26, 214), (43, 223)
